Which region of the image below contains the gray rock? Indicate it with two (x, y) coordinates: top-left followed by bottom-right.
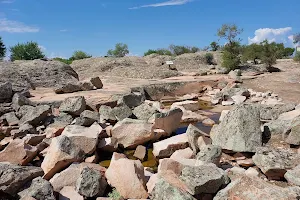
(54, 112), (74, 124)
(23, 134), (46, 146)
(0, 82), (13, 103)
(54, 83), (82, 94)
(0, 163), (44, 195)
(59, 96), (86, 116)
(99, 104), (132, 122)
(228, 69), (242, 83)
(260, 103), (296, 121)
(133, 102), (158, 120)
(90, 77), (103, 89)
(253, 147), (300, 180)
(13, 123), (38, 138)
(285, 165), (300, 186)
(210, 104), (262, 152)
(180, 164), (228, 195)
(118, 92), (145, 109)
(75, 167), (107, 197)
(79, 81), (94, 91)
(18, 177), (55, 200)
(17, 105), (35, 118)
(0, 103), (14, 116)
(73, 110), (99, 126)
(186, 124), (209, 154)
(20, 105), (51, 126)
(12, 93), (35, 111)
(1, 112), (19, 126)
(285, 124), (300, 145)
(196, 145), (222, 165)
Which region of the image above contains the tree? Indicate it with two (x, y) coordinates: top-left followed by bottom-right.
(10, 41), (45, 61)
(260, 40), (277, 68)
(69, 50), (92, 61)
(169, 45), (199, 56)
(53, 57), (72, 65)
(0, 36), (6, 60)
(217, 24), (243, 70)
(107, 43), (129, 57)
(210, 41), (220, 51)
(283, 47), (295, 58)
(241, 43), (263, 64)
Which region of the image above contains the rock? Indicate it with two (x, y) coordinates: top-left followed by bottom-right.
(19, 105), (51, 126)
(111, 118), (154, 149)
(180, 164), (228, 195)
(197, 135), (212, 149)
(133, 145), (147, 161)
(219, 110), (229, 122)
(18, 177), (55, 200)
(98, 137), (118, 152)
(75, 167), (107, 197)
(245, 167), (259, 177)
(0, 103), (14, 116)
(214, 175), (300, 200)
(90, 77), (103, 89)
(23, 134), (46, 146)
(79, 81), (94, 91)
(0, 138), (38, 165)
(54, 83), (82, 94)
(260, 103), (296, 121)
(153, 134), (189, 158)
(59, 186), (84, 200)
(1, 112), (19, 126)
(74, 110), (99, 126)
(237, 159), (254, 167)
(105, 155), (148, 199)
(285, 124), (300, 145)
(202, 118), (215, 126)
(54, 112), (74, 124)
(59, 96), (86, 116)
(45, 122), (69, 138)
(0, 82), (13, 103)
(19, 123), (38, 135)
(12, 93), (35, 111)
(196, 145), (222, 165)
(221, 100), (234, 106)
(170, 148), (193, 161)
(181, 110), (207, 123)
(171, 100), (200, 111)
(285, 165), (300, 186)
(210, 104), (262, 152)
(0, 163), (44, 195)
(99, 104), (132, 122)
(132, 103), (158, 120)
(186, 124), (209, 154)
(49, 163), (106, 192)
(231, 95), (246, 104)
(228, 70), (242, 83)
(253, 147), (300, 180)
(153, 108), (183, 135)
(118, 92), (145, 109)
(41, 135), (85, 180)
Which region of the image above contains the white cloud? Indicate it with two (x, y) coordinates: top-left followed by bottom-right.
(0, 18), (39, 33)
(248, 27), (292, 44)
(129, 0), (192, 9)
(49, 52), (67, 59)
(38, 45), (46, 52)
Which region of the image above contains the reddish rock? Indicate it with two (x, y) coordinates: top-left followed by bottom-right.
(59, 186), (84, 200)
(133, 145), (147, 161)
(45, 122), (68, 138)
(153, 108), (183, 135)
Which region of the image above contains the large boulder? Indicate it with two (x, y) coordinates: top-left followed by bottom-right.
(117, 92), (145, 109)
(99, 104), (132, 122)
(260, 103), (296, 121)
(0, 163), (44, 195)
(12, 93), (35, 111)
(0, 82), (13, 103)
(186, 124), (210, 154)
(59, 96), (86, 116)
(132, 102), (158, 120)
(153, 108), (183, 135)
(196, 145), (222, 165)
(74, 110), (99, 126)
(253, 147), (300, 180)
(111, 118), (154, 149)
(210, 104), (262, 152)
(19, 105), (51, 126)
(41, 135), (85, 180)
(284, 124), (300, 145)
(285, 165), (300, 186)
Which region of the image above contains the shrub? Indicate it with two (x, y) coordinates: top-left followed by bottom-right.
(241, 43), (263, 64)
(108, 188), (122, 200)
(144, 49), (158, 56)
(69, 51), (92, 61)
(205, 53), (214, 65)
(144, 48), (172, 56)
(107, 43), (129, 57)
(0, 36), (6, 60)
(210, 41), (220, 51)
(169, 45), (199, 56)
(10, 41), (45, 61)
(53, 57), (72, 65)
(260, 40), (277, 67)
(294, 51), (300, 62)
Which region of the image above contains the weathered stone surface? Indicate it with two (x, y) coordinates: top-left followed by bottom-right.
(153, 108), (183, 135)
(45, 122), (69, 138)
(59, 186), (84, 200)
(79, 81), (94, 91)
(41, 135), (85, 180)
(0, 138), (38, 165)
(12, 93), (35, 111)
(186, 124), (209, 154)
(90, 77), (103, 89)
(23, 134), (46, 146)
(170, 148), (193, 162)
(219, 110), (229, 122)
(221, 100), (234, 106)
(1, 112), (19, 126)
(171, 101), (200, 111)
(0, 163), (44, 195)
(105, 155), (148, 199)
(210, 104), (262, 152)
(253, 147), (300, 180)
(228, 70), (242, 83)
(180, 164), (228, 195)
(20, 105), (51, 126)
(75, 167), (107, 197)
(196, 145), (222, 165)
(98, 137), (118, 152)
(285, 165), (300, 186)
(0, 103), (14, 116)
(54, 112), (74, 124)
(50, 163), (106, 192)
(59, 96), (86, 116)
(181, 110), (207, 123)
(132, 103), (157, 120)
(99, 104), (132, 122)
(260, 103), (296, 121)
(231, 95), (246, 104)
(54, 83), (82, 94)
(111, 118), (154, 149)
(18, 177), (55, 200)
(214, 175), (300, 200)
(285, 124), (300, 145)
(153, 134), (189, 158)
(118, 92), (145, 109)
(202, 118), (215, 126)
(62, 123), (101, 154)
(74, 110), (99, 126)
(0, 82), (13, 103)
(133, 145), (147, 161)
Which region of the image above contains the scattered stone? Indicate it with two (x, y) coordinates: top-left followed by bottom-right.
(210, 104), (262, 152)
(75, 167), (107, 197)
(253, 147), (300, 180)
(181, 110), (207, 123)
(171, 100), (200, 111)
(59, 186), (84, 200)
(245, 167), (259, 177)
(197, 135), (212, 149)
(170, 147), (194, 161)
(260, 103), (296, 121)
(41, 135), (85, 180)
(285, 165), (300, 186)
(99, 104), (132, 122)
(54, 112), (74, 124)
(228, 69), (242, 83)
(20, 105), (51, 126)
(231, 95), (246, 104)
(2, 112), (19, 126)
(98, 137), (118, 152)
(237, 159), (254, 167)
(54, 83), (82, 94)
(23, 134), (46, 146)
(18, 177), (55, 200)
(153, 108), (183, 135)
(79, 81), (94, 91)
(153, 133), (189, 158)
(111, 118), (154, 149)
(74, 110), (99, 126)
(186, 124), (209, 154)
(0, 82), (13, 103)
(202, 118), (215, 126)
(45, 122), (69, 138)
(90, 77), (103, 89)
(285, 124), (300, 145)
(134, 145), (147, 161)
(59, 96), (86, 116)
(118, 92), (145, 109)
(196, 145), (222, 165)
(12, 93), (35, 111)
(132, 103), (157, 120)
(221, 100), (234, 106)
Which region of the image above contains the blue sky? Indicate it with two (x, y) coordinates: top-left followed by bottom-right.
(0, 0), (299, 58)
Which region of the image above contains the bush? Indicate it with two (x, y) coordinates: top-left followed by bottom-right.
(205, 53), (214, 65)
(69, 51), (91, 61)
(260, 40), (277, 67)
(169, 45), (199, 56)
(108, 188), (122, 200)
(0, 36), (6, 60)
(294, 51), (300, 62)
(107, 43), (129, 57)
(210, 41), (220, 51)
(53, 57), (72, 65)
(144, 48), (172, 56)
(10, 41), (45, 61)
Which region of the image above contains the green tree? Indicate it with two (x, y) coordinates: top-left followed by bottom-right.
(217, 24), (243, 70)
(107, 43), (129, 57)
(169, 45), (199, 56)
(241, 43), (263, 64)
(0, 36), (6, 60)
(210, 41), (220, 51)
(144, 49), (158, 56)
(260, 40), (277, 68)
(155, 49), (172, 56)
(283, 47), (295, 58)
(69, 50), (92, 61)
(10, 41), (45, 61)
